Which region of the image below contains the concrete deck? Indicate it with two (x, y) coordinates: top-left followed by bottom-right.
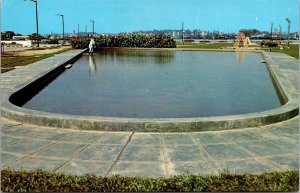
(1, 48), (299, 176)
(1, 116), (298, 177)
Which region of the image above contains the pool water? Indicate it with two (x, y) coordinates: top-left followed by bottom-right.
(23, 50), (281, 118)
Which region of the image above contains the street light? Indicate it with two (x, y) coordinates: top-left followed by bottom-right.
(56, 14), (64, 39)
(182, 22), (184, 45)
(90, 20), (95, 35)
(77, 24), (80, 36)
(24, 0), (39, 47)
(286, 18), (291, 47)
(270, 22), (273, 41)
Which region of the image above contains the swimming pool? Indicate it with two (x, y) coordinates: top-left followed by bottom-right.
(22, 49), (281, 118)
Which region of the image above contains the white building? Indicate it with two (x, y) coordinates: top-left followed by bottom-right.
(12, 35), (30, 40)
(1, 40), (32, 47)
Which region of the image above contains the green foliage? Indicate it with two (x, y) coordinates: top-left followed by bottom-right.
(1, 168), (298, 192)
(177, 42), (233, 49)
(70, 33), (176, 49)
(260, 40), (279, 47)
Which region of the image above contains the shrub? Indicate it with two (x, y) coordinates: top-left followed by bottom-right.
(261, 40), (279, 47)
(1, 168), (299, 192)
(70, 33), (176, 49)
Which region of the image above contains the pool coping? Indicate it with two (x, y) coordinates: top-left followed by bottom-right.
(1, 48), (299, 132)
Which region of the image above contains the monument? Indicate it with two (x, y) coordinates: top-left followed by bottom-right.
(234, 31), (251, 48)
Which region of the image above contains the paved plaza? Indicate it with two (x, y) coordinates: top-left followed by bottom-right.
(1, 116), (299, 177)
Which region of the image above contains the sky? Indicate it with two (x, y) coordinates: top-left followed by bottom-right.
(1, 0), (299, 35)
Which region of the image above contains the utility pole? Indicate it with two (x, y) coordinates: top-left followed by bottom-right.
(279, 25), (282, 39)
(77, 24), (79, 36)
(56, 14), (64, 39)
(90, 20), (95, 36)
(25, 0), (39, 47)
(286, 18), (291, 47)
(270, 22), (273, 41)
(182, 22), (184, 45)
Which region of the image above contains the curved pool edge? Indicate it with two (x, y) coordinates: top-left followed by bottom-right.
(1, 48), (299, 132)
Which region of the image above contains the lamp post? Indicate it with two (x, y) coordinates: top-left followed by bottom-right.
(279, 25), (282, 40)
(56, 14), (64, 39)
(25, 0), (39, 47)
(182, 21), (184, 45)
(270, 22), (273, 41)
(78, 24), (80, 36)
(90, 20), (95, 36)
(286, 18), (291, 47)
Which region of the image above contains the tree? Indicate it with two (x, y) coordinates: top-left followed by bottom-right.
(29, 33), (43, 40)
(1, 31), (16, 40)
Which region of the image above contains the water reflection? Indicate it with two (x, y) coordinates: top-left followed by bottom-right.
(23, 50), (281, 118)
(235, 51), (245, 64)
(89, 55), (97, 75)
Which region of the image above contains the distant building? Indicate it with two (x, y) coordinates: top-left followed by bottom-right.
(1, 40), (32, 47)
(172, 31), (180, 38)
(12, 35), (30, 40)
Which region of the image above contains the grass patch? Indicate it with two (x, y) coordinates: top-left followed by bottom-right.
(177, 42), (234, 49)
(261, 43), (299, 59)
(177, 42), (299, 59)
(1, 47), (73, 73)
(1, 168), (298, 192)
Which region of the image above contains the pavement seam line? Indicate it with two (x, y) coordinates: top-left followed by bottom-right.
(0, 134), (92, 145)
(161, 134), (170, 177)
(2, 141), (57, 168)
(248, 128), (298, 146)
(104, 132), (135, 177)
(52, 132), (106, 172)
(189, 133), (221, 174)
(220, 135), (285, 171)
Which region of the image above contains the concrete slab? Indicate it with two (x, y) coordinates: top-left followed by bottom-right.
(130, 133), (162, 146)
(8, 156), (66, 172)
(219, 158), (274, 174)
(2, 139), (53, 155)
(110, 162), (166, 177)
(191, 133), (229, 145)
(74, 144), (124, 161)
(0, 152), (21, 167)
(165, 145), (208, 162)
(203, 143), (252, 160)
(266, 155), (299, 169)
(163, 134), (195, 145)
(56, 160), (113, 176)
(237, 141), (292, 156)
(169, 161), (218, 176)
(119, 145), (164, 162)
(32, 143), (86, 158)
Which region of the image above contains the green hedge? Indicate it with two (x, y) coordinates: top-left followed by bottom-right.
(1, 168), (298, 192)
(70, 33), (176, 49)
(260, 40), (279, 47)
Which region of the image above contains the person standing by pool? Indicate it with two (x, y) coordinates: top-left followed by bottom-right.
(89, 38), (95, 54)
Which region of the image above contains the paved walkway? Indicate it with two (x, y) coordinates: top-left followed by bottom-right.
(1, 116), (298, 177)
